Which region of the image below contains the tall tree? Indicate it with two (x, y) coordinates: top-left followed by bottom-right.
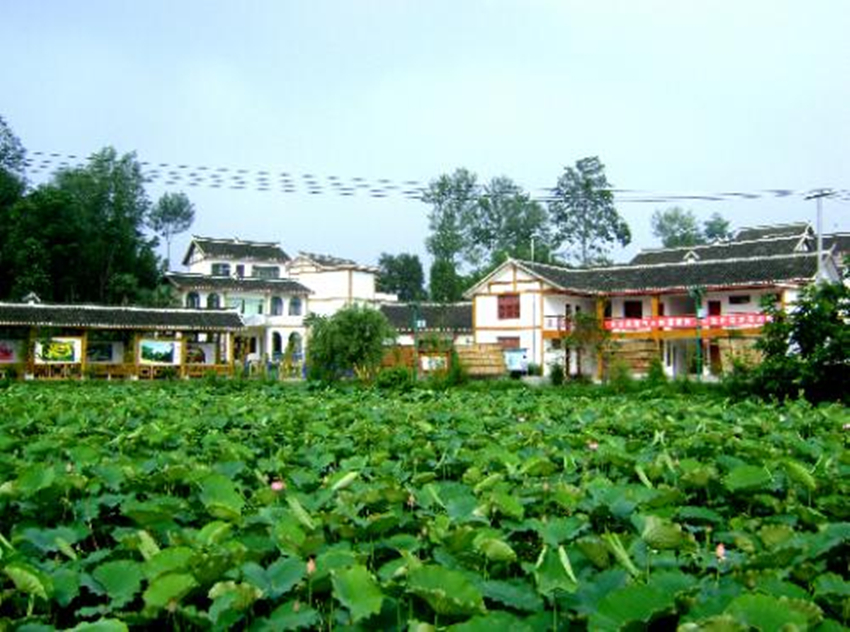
(548, 156), (630, 266)
(0, 116), (27, 298)
(3, 147), (161, 304)
(652, 207), (732, 248)
(703, 212), (732, 242)
(423, 168), (478, 264)
(149, 191), (195, 267)
(429, 259), (463, 303)
(651, 207), (703, 248)
(376, 253), (426, 301)
(467, 176), (552, 266)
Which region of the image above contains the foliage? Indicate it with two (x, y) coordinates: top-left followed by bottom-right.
(429, 258), (464, 303)
(652, 207), (732, 248)
(1, 147), (160, 304)
(375, 366), (416, 391)
(423, 168), (477, 264)
(651, 207), (703, 248)
(0, 116), (28, 299)
(548, 156), (631, 266)
(0, 383), (848, 629)
(148, 191), (195, 267)
(467, 176), (552, 267)
(306, 304), (395, 382)
(376, 252), (426, 301)
(750, 281), (850, 404)
(703, 211), (732, 241)
(549, 362), (565, 386)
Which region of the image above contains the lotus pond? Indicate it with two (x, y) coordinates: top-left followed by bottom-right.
(0, 382), (849, 631)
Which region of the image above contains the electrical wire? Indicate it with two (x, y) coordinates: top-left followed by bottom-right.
(22, 150), (850, 205)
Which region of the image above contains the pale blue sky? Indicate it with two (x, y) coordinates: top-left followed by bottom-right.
(2, 1), (848, 267)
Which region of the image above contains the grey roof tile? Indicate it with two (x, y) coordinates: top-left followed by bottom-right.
(166, 273), (311, 295)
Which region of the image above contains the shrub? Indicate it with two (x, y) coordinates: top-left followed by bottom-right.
(607, 359), (634, 393)
(306, 305), (396, 383)
(646, 357), (666, 387)
(375, 366), (416, 391)
(526, 363), (543, 377)
(549, 362), (565, 386)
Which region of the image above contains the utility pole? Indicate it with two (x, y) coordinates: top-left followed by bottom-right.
(804, 189), (834, 282)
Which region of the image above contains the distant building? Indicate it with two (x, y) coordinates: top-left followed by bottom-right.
(466, 222), (842, 379)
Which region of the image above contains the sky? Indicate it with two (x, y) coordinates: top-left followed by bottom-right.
(2, 1), (849, 269)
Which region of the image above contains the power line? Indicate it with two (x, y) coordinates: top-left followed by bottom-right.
(21, 150), (850, 205)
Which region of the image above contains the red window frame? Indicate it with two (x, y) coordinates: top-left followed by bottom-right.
(497, 294), (520, 319)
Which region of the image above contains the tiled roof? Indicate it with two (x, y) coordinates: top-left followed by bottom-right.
(295, 252), (358, 267)
(734, 223), (810, 242)
(379, 302), (473, 333)
(0, 302), (244, 331)
(166, 273), (312, 295)
(630, 235), (806, 266)
(515, 253), (820, 295)
(824, 233), (850, 254)
(182, 237), (290, 265)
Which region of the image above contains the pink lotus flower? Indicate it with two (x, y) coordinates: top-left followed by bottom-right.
(270, 480), (285, 492)
(715, 543), (726, 562)
(306, 558), (316, 575)
(587, 441), (599, 451)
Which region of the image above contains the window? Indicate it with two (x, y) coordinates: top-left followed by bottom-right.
(186, 292), (200, 309)
(289, 297), (302, 316)
(623, 300), (643, 319)
(253, 266), (280, 279)
(272, 332), (283, 357)
(211, 263), (230, 276)
(708, 300), (722, 316)
(498, 294), (520, 319)
(235, 264), (245, 278)
(271, 296), (284, 315)
(728, 295), (751, 305)
(497, 336), (520, 350)
(206, 293), (220, 309)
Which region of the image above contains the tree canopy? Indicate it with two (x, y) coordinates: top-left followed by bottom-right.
(306, 304), (395, 382)
(0, 145), (164, 304)
(376, 253), (426, 302)
(652, 207), (732, 248)
(149, 191), (195, 267)
(548, 156), (631, 266)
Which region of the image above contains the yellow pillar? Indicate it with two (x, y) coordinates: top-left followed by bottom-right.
(80, 331), (88, 380)
(596, 298), (605, 381)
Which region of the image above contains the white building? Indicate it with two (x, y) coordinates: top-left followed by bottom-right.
(167, 236), (393, 365)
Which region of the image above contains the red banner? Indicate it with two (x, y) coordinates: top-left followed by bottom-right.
(604, 313), (770, 331)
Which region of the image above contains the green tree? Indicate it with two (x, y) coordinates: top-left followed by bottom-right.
(423, 168), (478, 264)
(651, 207), (704, 248)
(306, 304), (395, 382)
(149, 191), (195, 267)
(750, 282), (850, 404)
(468, 176), (552, 266)
(376, 253), (426, 301)
(703, 212), (732, 241)
(549, 156), (630, 266)
(3, 148), (161, 304)
(0, 116), (28, 298)
(429, 259), (464, 303)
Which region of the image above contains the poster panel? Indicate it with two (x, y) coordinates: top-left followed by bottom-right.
(187, 342), (215, 365)
(35, 338), (83, 364)
(86, 342), (124, 364)
(0, 340), (23, 364)
(139, 340), (182, 365)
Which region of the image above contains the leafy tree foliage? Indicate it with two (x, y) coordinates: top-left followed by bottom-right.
(306, 304), (396, 382)
(423, 168), (477, 264)
(548, 156), (630, 266)
(703, 212), (732, 241)
(467, 176), (552, 267)
(376, 253), (426, 301)
(149, 191), (195, 267)
(652, 207), (732, 247)
(1, 147), (161, 304)
(0, 116), (28, 298)
(749, 282), (850, 403)
(429, 259), (464, 303)
(651, 207), (703, 248)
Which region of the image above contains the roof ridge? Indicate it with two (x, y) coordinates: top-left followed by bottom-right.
(635, 234), (804, 256)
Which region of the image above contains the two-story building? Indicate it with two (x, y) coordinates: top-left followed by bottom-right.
(167, 237), (394, 365)
(466, 223), (842, 379)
